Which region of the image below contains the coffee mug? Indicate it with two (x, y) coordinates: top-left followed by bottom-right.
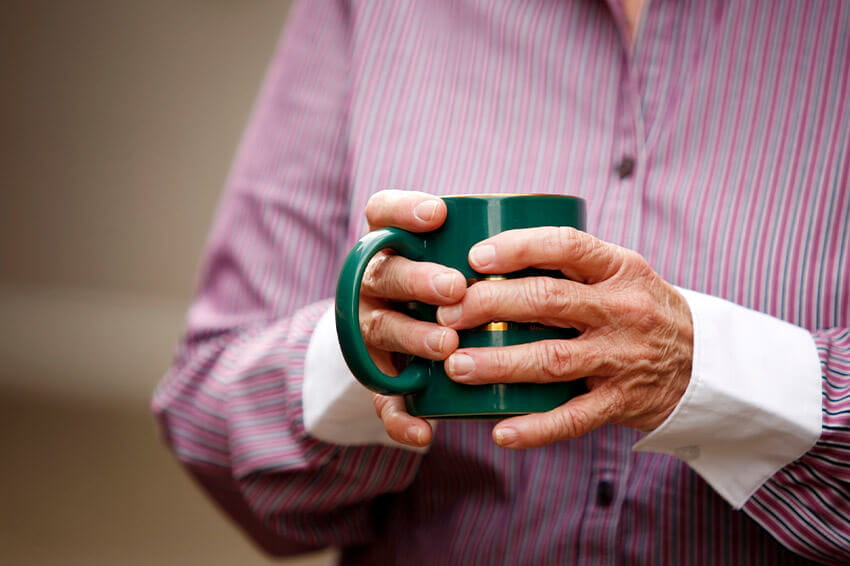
(335, 194), (587, 418)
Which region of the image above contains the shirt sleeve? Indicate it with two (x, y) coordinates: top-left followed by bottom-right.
(633, 288), (822, 506)
(151, 0), (423, 555)
(633, 288), (850, 564)
(303, 304), (435, 449)
(745, 328), (850, 564)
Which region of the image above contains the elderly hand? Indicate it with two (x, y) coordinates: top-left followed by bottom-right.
(436, 226), (694, 449)
(359, 190), (464, 447)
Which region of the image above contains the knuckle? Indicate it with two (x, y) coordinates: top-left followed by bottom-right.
(622, 290), (649, 314)
(529, 277), (569, 317)
(557, 226), (590, 256)
(545, 408), (588, 442)
(538, 341), (573, 381)
(551, 228), (616, 280)
(399, 325), (426, 355)
(563, 406), (592, 437)
(584, 288), (612, 322)
(634, 289), (658, 314)
(594, 245), (622, 276)
(411, 262), (437, 297)
(366, 254), (421, 300)
(606, 286), (656, 324)
(619, 291), (661, 330)
(621, 247), (644, 265)
(621, 248), (653, 277)
(592, 344), (620, 375)
(362, 252), (392, 294)
(546, 226), (579, 258)
(373, 394), (388, 418)
(395, 265), (417, 299)
(362, 308), (392, 349)
(488, 348), (514, 380)
(539, 417), (564, 445)
(469, 282), (500, 319)
(364, 192), (390, 224)
(633, 292), (659, 320)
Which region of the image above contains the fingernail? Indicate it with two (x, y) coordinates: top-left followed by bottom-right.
(494, 427), (518, 447)
(405, 425), (424, 445)
(447, 353), (475, 377)
(433, 272), (457, 298)
(413, 200), (440, 222)
(425, 329), (446, 353)
(437, 303), (462, 326)
(469, 244), (495, 268)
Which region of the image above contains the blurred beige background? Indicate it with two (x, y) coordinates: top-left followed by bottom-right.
(0, 1), (333, 564)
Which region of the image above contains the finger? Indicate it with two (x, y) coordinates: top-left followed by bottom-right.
(362, 252), (466, 305)
(365, 190), (447, 232)
(362, 302), (459, 360)
(468, 226), (629, 283)
(444, 338), (617, 384)
(491, 388), (621, 449)
(373, 394), (433, 447)
(436, 276), (603, 329)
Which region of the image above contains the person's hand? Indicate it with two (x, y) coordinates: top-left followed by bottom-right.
(435, 226), (694, 449)
(360, 190), (465, 447)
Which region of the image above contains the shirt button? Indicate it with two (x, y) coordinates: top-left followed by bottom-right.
(596, 480), (614, 507)
(615, 156), (636, 179)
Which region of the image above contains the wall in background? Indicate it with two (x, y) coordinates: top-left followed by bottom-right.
(0, 3), (340, 564)
(0, 0), (294, 398)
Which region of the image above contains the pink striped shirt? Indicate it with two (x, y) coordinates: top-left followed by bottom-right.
(153, 1), (850, 563)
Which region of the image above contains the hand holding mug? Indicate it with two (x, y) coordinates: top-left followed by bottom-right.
(337, 191), (588, 445)
(355, 190), (464, 446)
(437, 227), (694, 449)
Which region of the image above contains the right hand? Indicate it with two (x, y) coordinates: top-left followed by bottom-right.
(360, 190), (466, 447)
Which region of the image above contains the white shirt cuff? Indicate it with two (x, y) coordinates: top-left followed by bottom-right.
(633, 287), (822, 508)
(303, 304), (430, 452)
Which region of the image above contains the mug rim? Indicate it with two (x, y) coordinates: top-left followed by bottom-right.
(442, 193), (582, 199)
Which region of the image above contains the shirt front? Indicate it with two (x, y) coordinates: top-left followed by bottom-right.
(153, 1), (850, 564)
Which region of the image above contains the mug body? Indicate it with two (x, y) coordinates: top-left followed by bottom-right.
(402, 195), (587, 418)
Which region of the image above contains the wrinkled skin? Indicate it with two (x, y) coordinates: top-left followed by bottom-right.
(360, 190), (693, 449)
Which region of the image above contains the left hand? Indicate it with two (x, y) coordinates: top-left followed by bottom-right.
(436, 226), (694, 449)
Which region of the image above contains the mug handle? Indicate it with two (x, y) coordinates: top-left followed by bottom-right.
(335, 228), (430, 395)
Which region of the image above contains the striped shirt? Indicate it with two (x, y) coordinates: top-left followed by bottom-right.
(153, 1), (850, 564)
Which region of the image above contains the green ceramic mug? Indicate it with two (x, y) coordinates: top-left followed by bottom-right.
(335, 194), (587, 419)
